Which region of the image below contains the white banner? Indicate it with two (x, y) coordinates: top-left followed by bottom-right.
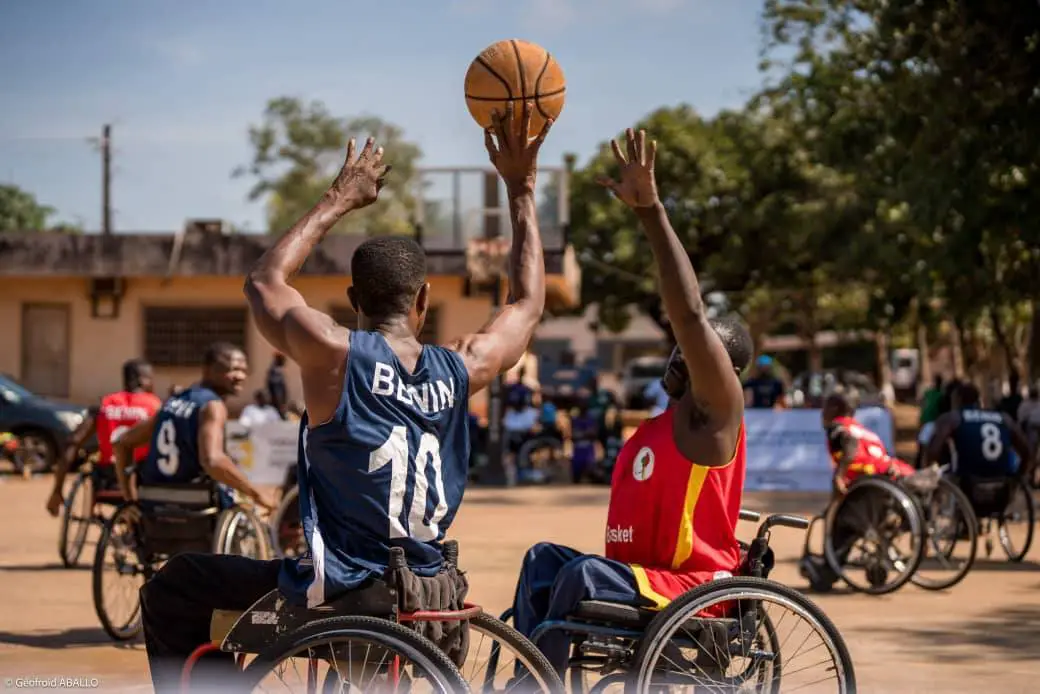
(226, 420), (300, 486)
(743, 407), (896, 492)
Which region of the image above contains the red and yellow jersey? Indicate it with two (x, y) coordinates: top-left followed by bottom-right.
(828, 415), (914, 483)
(605, 408), (746, 608)
(95, 391), (161, 465)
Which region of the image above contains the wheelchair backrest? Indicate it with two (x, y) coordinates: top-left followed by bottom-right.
(138, 483), (219, 556)
(965, 476), (1013, 517)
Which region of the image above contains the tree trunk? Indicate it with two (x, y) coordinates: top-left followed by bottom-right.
(917, 321), (932, 390)
(990, 307), (1017, 379)
(875, 329), (892, 390)
(1028, 300), (1040, 384)
(950, 318), (966, 378)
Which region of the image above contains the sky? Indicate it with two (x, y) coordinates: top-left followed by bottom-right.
(0, 0), (766, 233)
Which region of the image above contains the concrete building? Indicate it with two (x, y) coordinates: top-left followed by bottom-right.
(0, 224), (579, 413)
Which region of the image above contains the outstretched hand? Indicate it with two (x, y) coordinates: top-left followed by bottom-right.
(597, 128), (659, 209)
(484, 100), (552, 193)
(325, 137), (392, 211)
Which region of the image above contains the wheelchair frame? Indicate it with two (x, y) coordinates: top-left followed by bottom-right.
(91, 484), (271, 642)
(58, 458), (132, 568)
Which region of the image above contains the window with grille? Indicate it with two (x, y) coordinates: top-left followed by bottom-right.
(328, 305), (440, 344)
(143, 306), (248, 367)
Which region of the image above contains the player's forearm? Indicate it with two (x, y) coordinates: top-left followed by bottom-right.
(504, 189), (546, 316)
(204, 456), (265, 503)
(635, 202), (706, 323)
(114, 447), (133, 500)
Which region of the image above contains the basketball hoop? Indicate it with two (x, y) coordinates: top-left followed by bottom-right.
(466, 237), (510, 286)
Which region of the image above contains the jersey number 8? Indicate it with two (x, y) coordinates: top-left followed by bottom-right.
(155, 419), (180, 476)
(980, 422), (1003, 461)
(369, 426), (448, 542)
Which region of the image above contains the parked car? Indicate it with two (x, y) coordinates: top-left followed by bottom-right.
(789, 370), (885, 409)
(0, 374), (88, 473)
(621, 356), (669, 409)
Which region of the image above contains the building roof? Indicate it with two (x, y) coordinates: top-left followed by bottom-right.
(0, 230), (570, 278)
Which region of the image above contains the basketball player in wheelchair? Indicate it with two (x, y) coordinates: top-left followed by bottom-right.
(800, 392), (983, 595)
(501, 127), (855, 693)
(90, 344), (275, 643)
(145, 104), (576, 693)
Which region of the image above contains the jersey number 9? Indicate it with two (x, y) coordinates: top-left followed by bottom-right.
(155, 419), (180, 476)
(980, 422), (1003, 461)
(369, 426), (448, 542)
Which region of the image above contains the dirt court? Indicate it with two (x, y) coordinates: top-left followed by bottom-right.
(0, 477), (1038, 692)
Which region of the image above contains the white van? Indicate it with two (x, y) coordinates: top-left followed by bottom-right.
(891, 348), (919, 400)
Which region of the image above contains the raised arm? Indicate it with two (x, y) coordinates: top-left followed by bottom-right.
(196, 401), (275, 512)
(446, 103), (550, 393)
(245, 138), (391, 369)
(598, 128), (744, 432)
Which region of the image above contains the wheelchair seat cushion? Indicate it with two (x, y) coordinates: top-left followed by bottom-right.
(571, 600), (657, 628)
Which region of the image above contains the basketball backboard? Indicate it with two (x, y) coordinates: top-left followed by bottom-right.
(413, 164), (570, 253)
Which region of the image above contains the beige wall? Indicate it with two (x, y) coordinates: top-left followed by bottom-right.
(0, 275), (494, 413)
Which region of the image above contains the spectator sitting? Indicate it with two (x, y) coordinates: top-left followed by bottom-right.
(538, 387), (561, 440)
(239, 390), (282, 428)
(998, 371), (1024, 422)
(503, 395), (541, 482)
(744, 355), (786, 409)
(1018, 384), (1040, 449)
(286, 401), (304, 421)
(569, 398), (599, 483)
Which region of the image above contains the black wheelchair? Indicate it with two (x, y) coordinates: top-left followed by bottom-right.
(498, 510), (856, 694)
(180, 542), (564, 693)
(58, 455), (131, 568)
(959, 472), (1036, 562)
(801, 469), (981, 594)
(92, 481), (272, 642)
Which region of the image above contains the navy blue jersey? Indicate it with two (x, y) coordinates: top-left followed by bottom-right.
(951, 408), (1015, 477)
(279, 331), (471, 607)
(139, 385), (221, 486)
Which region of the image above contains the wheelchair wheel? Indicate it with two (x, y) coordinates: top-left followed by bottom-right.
(241, 615), (470, 693)
(910, 477), (978, 591)
(91, 504), (146, 641)
(59, 472), (93, 568)
(825, 476), (925, 595)
(517, 436), (566, 483)
(214, 507), (271, 560)
(466, 611), (563, 693)
(631, 577), (855, 694)
(270, 486), (307, 559)
(999, 476), (1035, 562)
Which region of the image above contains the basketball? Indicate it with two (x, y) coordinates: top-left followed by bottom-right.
(464, 39), (566, 137)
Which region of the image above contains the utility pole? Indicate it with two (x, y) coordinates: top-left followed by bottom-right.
(102, 124), (112, 235)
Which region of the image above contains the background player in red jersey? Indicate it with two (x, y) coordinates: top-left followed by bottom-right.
(45, 358), (160, 517)
(509, 127), (753, 674)
(823, 392), (916, 495)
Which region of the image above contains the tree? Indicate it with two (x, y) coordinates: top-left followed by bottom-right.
(236, 98), (423, 236)
(0, 185), (55, 232)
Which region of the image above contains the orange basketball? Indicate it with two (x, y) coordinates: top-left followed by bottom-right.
(464, 39), (566, 137)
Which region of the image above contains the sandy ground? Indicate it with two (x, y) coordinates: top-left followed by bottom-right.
(0, 476), (1038, 693)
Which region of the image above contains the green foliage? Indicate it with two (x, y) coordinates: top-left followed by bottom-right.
(0, 184), (56, 232)
(236, 98), (423, 236)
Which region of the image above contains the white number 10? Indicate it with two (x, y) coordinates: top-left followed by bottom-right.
(368, 426), (448, 541)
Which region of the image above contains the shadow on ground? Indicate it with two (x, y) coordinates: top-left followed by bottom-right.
(861, 604), (1040, 662)
(0, 563), (89, 573)
(0, 627), (142, 650)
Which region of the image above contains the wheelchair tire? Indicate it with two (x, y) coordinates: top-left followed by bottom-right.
(630, 577), (856, 694)
(468, 611), (564, 693)
(999, 476), (1035, 562)
(92, 504), (145, 641)
(59, 472), (93, 568)
(214, 507), (271, 560)
(824, 476), (925, 595)
(517, 436), (566, 482)
(910, 477), (978, 591)
(240, 615), (471, 693)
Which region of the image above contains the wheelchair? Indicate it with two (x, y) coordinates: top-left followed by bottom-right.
(959, 472), (1036, 562)
(270, 464), (307, 559)
(58, 455), (132, 568)
(497, 510), (856, 694)
(801, 475), (928, 595)
(91, 481), (272, 642)
(180, 542), (565, 693)
(904, 468), (979, 591)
